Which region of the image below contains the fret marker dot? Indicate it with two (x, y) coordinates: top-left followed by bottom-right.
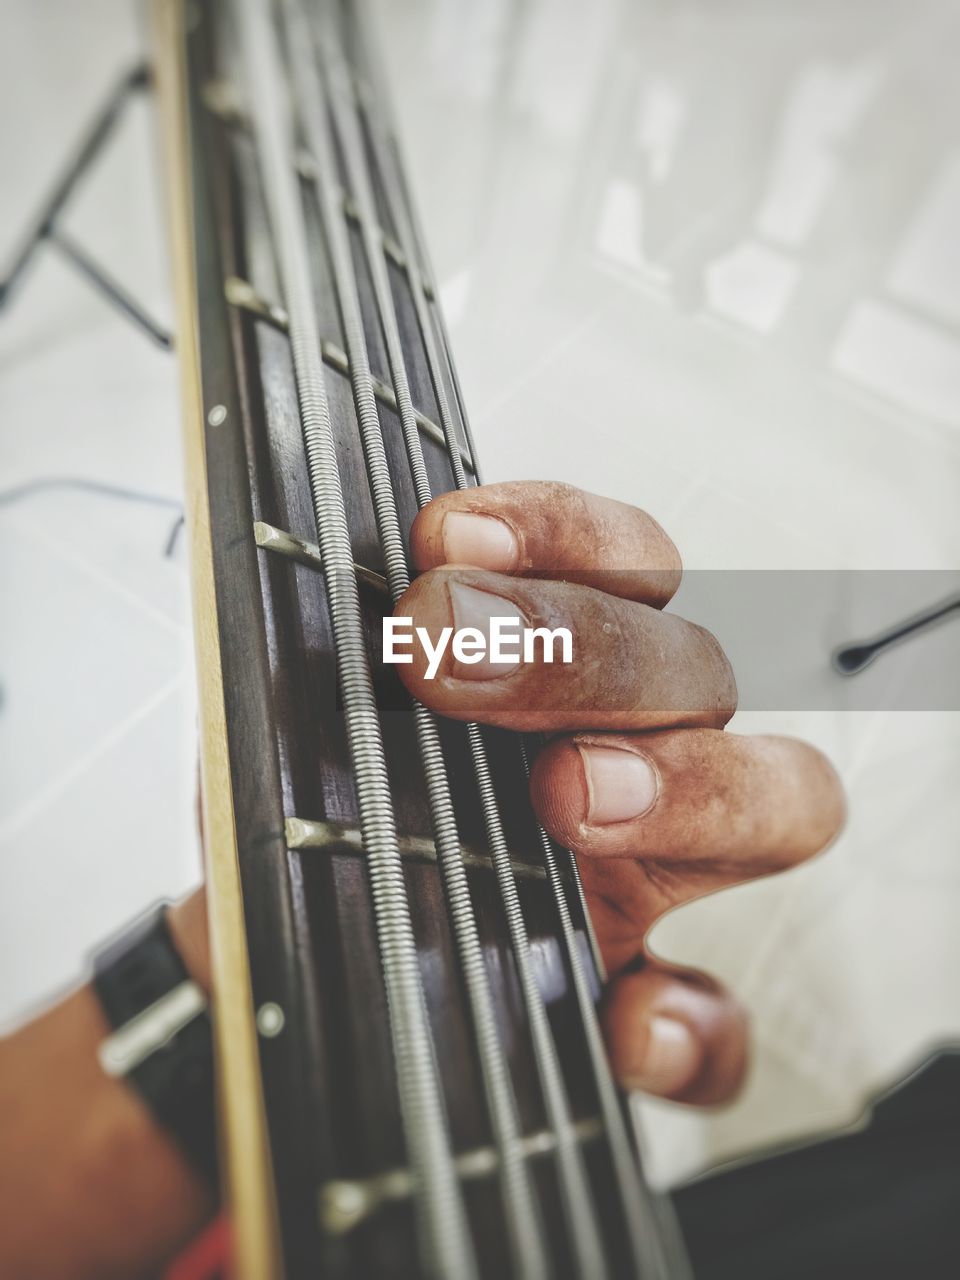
(207, 404), (228, 427)
(256, 1002), (285, 1038)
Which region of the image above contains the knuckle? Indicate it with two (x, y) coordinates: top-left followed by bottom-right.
(691, 622), (739, 724)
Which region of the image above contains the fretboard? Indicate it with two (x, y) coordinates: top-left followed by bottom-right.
(153, 0), (686, 1275)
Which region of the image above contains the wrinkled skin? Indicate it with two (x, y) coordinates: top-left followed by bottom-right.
(396, 481), (845, 1106)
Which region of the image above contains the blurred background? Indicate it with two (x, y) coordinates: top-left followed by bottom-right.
(1, 0), (959, 1191)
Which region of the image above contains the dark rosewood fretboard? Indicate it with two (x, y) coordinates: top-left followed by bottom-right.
(153, 1), (688, 1276)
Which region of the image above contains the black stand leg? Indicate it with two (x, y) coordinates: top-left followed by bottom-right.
(0, 62), (172, 350)
(832, 591), (960, 675)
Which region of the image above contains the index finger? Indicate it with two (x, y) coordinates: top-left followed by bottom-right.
(411, 481), (682, 608)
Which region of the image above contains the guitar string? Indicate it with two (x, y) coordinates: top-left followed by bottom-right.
(232, 2), (476, 1276)
(346, 9), (687, 1276)
(519, 748), (691, 1280)
(279, 2), (548, 1275)
(317, 9), (612, 1278)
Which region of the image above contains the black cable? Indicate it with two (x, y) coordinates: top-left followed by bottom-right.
(0, 477), (184, 557)
(164, 514), (186, 558)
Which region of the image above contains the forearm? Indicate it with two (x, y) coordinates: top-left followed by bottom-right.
(0, 892), (213, 1278)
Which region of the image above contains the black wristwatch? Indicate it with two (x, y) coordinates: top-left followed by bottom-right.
(92, 904), (219, 1188)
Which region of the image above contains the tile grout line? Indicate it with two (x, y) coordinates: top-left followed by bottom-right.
(0, 675), (184, 845)
(4, 513), (188, 638)
(471, 309), (603, 429)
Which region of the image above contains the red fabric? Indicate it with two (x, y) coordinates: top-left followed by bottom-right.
(163, 1213), (231, 1280)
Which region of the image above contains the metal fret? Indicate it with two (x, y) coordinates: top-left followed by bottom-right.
(282, 3), (544, 1274)
(284, 817), (563, 883)
(319, 1116), (606, 1237)
(342, 191), (433, 297)
(202, 82), (436, 299)
(233, 5), (475, 1277)
(297, 150), (420, 285)
(224, 275), (474, 469)
(224, 275), (289, 330)
(253, 520), (388, 594)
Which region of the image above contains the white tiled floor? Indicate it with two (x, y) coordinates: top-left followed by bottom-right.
(1, 0), (959, 1186)
(375, 0), (960, 1183)
(0, 1), (198, 1020)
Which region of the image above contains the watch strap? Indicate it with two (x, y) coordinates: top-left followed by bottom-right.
(93, 905), (219, 1187)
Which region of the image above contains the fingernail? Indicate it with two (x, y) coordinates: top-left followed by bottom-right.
(626, 1015), (700, 1095)
(442, 511), (519, 570)
(577, 744), (659, 825)
(448, 581), (526, 680)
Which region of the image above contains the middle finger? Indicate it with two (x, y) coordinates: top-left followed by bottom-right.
(393, 567), (737, 732)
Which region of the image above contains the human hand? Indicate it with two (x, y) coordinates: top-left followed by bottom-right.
(396, 481), (845, 1105)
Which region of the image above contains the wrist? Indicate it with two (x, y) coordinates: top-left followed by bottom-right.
(0, 985), (212, 1277)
